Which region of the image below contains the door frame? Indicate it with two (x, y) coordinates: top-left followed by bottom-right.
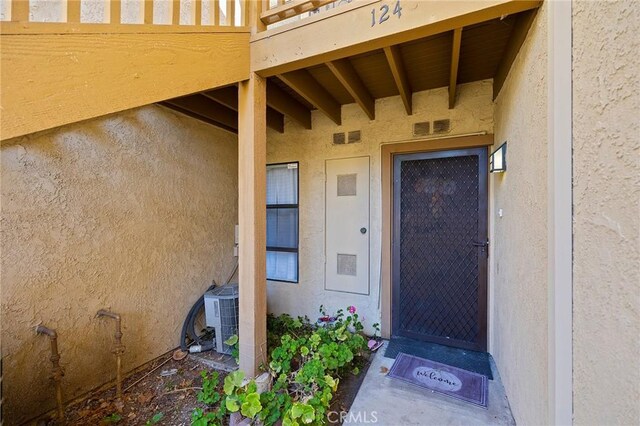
(380, 134), (494, 341)
(391, 147), (488, 351)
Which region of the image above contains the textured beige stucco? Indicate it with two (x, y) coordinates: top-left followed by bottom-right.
(491, 2), (549, 424)
(572, 1), (640, 424)
(266, 81), (494, 334)
(1, 105), (238, 424)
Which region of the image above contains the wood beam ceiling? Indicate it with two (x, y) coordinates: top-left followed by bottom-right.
(251, 0), (542, 77)
(159, 102), (238, 134)
(383, 46), (412, 115)
(326, 59), (375, 120)
(278, 70), (342, 125)
(493, 8), (538, 99)
(266, 82), (313, 129)
(204, 86), (285, 133)
(448, 28), (463, 109)
(164, 94), (238, 131)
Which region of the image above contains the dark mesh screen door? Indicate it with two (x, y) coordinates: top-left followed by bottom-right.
(392, 148), (488, 351)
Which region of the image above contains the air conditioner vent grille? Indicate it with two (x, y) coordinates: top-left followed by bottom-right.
(433, 119), (451, 134)
(333, 132), (346, 145)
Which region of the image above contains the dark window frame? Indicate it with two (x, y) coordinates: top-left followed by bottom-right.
(266, 161), (300, 283)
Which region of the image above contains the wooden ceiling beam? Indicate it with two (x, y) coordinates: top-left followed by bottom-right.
(326, 59), (375, 120)
(448, 28), (463, 109)
(266, 107), (285, 133)
(158, 102), (237, 134)
(203, 86), (238, 109)
(493, 9), (538, 100)
(278, 70), (341, 125)
(251, 0), (542, 77)
(165, 94), (238, 130)
(204, 86), (285, 133)
(266, 82), (312, 129)
(384, 45), (412, 115)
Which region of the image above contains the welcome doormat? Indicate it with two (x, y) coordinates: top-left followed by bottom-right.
(384, 336), (493, 379)
(387, 352), (489, 407)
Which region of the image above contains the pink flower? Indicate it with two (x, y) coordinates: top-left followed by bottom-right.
(348, 306), (356, 314)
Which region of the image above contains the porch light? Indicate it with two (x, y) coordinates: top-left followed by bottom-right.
(490, 142), (507, 173)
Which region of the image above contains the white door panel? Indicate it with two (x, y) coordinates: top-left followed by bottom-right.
(325, 156), (370, 294)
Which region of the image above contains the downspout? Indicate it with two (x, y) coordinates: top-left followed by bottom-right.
(35, 325), (65, 424)
(96, 310), (125, 400)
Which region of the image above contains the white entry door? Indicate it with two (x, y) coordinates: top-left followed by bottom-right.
(325, 156), (370, 295)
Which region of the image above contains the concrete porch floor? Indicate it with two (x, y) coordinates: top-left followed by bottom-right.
(345, 342), (515, 426)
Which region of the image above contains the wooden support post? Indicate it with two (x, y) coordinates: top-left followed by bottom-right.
(213, 0), (220, 25)
(110, 0), (121, 24)
(67, 0), (81, 23)
(238, 72), (268, 377)
(194, 0), (202, 25)
(384, 45), (412, 115)
(173, 0), (181, 25)
(448, 28), (462, 109)
(227, 0), (235, 26)
(251, 0), (266, 32)
(11, 0), (29, 22)
(144, 0), (154, 25)
(203, 87), (285, 133)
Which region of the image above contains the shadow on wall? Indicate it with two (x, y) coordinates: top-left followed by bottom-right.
(1, 105), (239, 423)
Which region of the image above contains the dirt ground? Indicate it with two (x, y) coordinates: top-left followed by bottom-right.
(45, 351), (372, 425)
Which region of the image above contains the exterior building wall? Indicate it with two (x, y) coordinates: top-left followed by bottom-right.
(572, 1), (640, 424)
(491, 3), (549, 424)
(1, 105), (239, 423)
(266, 81), (494, 334)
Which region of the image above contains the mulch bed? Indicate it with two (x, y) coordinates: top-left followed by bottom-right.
(43, 351), (372, 425)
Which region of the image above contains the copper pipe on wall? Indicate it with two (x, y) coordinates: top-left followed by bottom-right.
(96, 310), (125, 399)
(35, 325), (65, 424)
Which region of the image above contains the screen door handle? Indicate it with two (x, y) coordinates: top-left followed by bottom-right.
(472, 240), (488, 247)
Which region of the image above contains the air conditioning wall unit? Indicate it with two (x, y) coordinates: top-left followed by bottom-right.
(204, 283), (239, 354)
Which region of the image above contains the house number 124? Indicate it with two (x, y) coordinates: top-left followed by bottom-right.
(371, 0), (402, 27)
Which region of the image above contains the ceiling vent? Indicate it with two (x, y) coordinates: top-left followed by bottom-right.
(433, 119), (451, 134)
(413, 122), (430, 137)
(332, 132), (346, 145)
(347, 130), (361, 144)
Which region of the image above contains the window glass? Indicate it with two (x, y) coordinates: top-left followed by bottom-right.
(266, 163), (299, 282)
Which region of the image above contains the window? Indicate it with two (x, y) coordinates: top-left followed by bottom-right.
(266, 162), (299, 282)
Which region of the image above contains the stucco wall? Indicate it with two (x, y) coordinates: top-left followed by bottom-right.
(266, 81), (493, 333)
(572, 1), (640, 424)
(491, 3), (549, 424)
(1, 105), (238, 424)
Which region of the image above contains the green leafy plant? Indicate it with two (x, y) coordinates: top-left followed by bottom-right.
(192, 305), (370, 425)
(103, 413), (122, 424)
(198, 371), (221, 405)
(224, 335), (240, 364)
(145, 412), (164, 425)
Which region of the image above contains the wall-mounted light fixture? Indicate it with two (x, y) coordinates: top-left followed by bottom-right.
(490, 142), (507, 173)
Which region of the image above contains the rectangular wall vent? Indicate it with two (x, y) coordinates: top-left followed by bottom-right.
(347, 130), (361, 144)
(413, 122), (430, 137)
(337, 254), (357, 276)
(337, 173), (357, 197)
(433, 119), (451, 134)
(333, 132), (346, 144)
